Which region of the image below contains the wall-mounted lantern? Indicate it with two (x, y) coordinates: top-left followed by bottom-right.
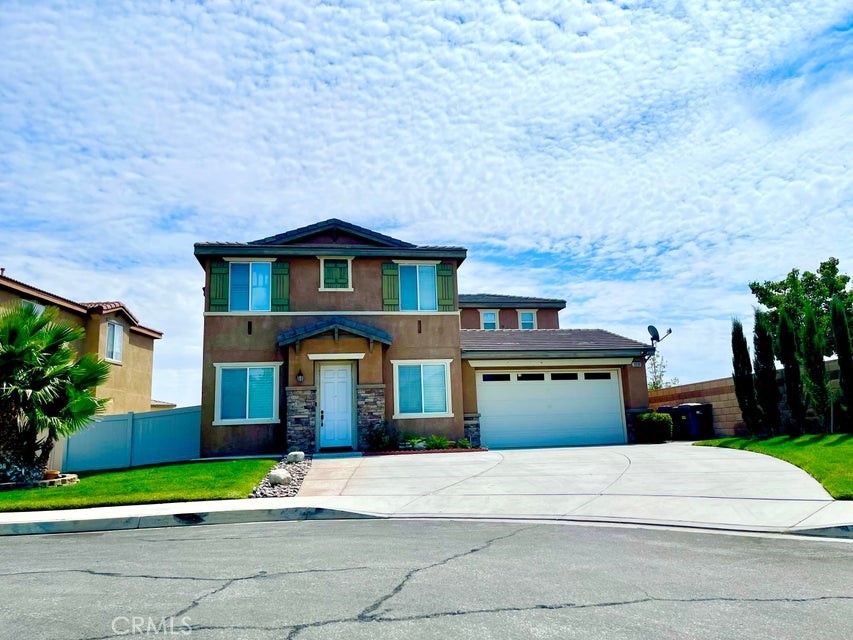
(295, 370), (305, 384)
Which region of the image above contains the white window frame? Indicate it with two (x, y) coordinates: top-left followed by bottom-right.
(517, 309), (537, 330)
(391, 359), (453, 419)
(227, 260), (273, 312)
(105, 322), (123, 363)
(397, 263), (438, 312)
(213, 362), (281, 426)
(317, 256), (354, 292)
(479, 309), (499, 330)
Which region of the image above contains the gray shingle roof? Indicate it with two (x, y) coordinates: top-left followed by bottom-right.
(459, 294), (566, 309)
(460, 329), (651, 356)
(194, 218), (467, 264)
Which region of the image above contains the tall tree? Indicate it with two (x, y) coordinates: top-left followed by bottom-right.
(0, 303), (109, 483)
(777, 307), (805, 435)
(749, 257), (852, 357)
(753, 310), (780, 434)
(801, 304), (829, 428)
(830, 296), (853, 433)
(731, 318), (760, 434)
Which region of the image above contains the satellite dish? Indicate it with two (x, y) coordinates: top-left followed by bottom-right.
(648, 325), (661, 342)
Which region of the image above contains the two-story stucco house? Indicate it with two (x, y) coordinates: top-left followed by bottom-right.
(195, 219), (652, 457)
(0, 271), (168, 414)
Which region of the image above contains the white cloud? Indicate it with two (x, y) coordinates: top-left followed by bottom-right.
(1, 1), (851, 404)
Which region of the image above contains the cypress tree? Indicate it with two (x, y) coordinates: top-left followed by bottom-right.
(778, 307), (805, 435)
(802, 304), (829, 429)
(831, 296), (853, 433)
(731, 318), (760, 434)
(753, 310), (780, 435)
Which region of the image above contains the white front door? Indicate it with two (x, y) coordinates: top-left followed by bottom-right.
(319, 364), (353, 448)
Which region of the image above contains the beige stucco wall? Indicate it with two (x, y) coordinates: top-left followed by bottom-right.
(88, 314), (157, 414)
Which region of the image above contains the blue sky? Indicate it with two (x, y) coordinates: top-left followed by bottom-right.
(1, 1), (851, 407)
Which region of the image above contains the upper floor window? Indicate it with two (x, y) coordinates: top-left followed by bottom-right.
(518, 310), (537, 330)
(400, 264), (437, 311)
(106, 322), (123, 362)
(230, 262), (271, 311)
(480, 310), (498, 330)
(319, 257), (353, 291)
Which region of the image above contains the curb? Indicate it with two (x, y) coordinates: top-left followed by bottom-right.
(788, 524), (853, 540)
(3, 506), (851, 540)
(0, 507), (379, 537)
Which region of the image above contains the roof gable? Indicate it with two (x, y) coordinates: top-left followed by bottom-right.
(277, 316), (393, 347)
(251, 218), (416, 248)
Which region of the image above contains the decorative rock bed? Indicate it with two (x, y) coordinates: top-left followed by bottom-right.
(0, 473), (79, 491)
(249, 455), (312, 498)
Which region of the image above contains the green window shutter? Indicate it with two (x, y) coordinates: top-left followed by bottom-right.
(209, 260), (229, 312)
(323, 259), (349, 288)
(271, 261), (290, 311)
(382, 263), (399, 311)
(437, 263), (455, 311)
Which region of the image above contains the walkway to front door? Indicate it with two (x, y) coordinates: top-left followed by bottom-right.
(319, 364), (353, 449)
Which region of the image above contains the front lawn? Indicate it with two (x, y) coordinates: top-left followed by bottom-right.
(0, 458), (278, 512)
(694, 434), (853, 500)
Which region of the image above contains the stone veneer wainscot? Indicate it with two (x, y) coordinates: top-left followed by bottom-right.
(356, 384), (386, 450)
(286, 387), (317, 453)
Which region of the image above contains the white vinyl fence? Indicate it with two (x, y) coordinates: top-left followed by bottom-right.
(50, 406), (201, 473)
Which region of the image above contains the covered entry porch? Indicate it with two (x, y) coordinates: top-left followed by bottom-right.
(278, 317), (393, 453)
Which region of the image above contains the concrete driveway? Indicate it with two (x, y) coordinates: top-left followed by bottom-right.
(298, 443), (850, 532)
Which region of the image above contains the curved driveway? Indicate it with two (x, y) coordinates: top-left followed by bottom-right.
(299, 442), (848, 532)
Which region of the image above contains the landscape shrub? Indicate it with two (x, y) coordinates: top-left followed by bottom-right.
(363, 421), (400, 451)
(634, 412), (672, 444)
(424, 434), (452, 450)
(456, 438), (472, 449)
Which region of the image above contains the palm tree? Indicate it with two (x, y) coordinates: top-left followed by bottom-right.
(0, 302), (110, 483)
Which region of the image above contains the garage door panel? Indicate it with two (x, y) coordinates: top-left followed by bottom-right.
(477, 371), (626, 448)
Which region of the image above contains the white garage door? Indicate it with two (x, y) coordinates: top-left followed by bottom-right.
(477, 370), (626, 448)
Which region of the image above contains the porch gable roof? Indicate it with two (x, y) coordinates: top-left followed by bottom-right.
(277, 316), (393, 348)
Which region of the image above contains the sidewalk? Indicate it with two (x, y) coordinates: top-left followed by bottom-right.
(2, 444), (851, 538)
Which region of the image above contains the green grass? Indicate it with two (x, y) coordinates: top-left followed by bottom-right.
(694, 434), (853, 500)
(0, 459), (278, 512)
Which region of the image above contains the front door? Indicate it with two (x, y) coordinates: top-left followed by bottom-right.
(319, 364), (353, 448)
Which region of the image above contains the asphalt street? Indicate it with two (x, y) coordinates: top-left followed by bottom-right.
(0, 519), (851, 639)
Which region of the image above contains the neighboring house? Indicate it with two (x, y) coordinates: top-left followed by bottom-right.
(0, 271), (165, 414)
(459, 294), (565, 330)
(195, 218), (653, 456)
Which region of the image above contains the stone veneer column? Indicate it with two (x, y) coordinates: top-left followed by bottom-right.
(463, 412), (481, 448)
(356, 384), (386, 451)
(286, 387), (317, 453)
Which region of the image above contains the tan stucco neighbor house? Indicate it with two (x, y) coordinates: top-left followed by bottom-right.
(194, 219), (653, 457)
(0, 272), (166, 414)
